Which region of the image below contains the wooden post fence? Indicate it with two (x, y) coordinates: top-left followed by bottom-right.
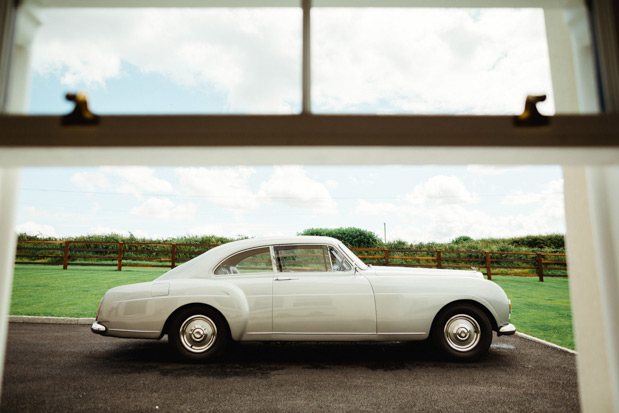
(171, 243), (177, 269)
(485, 251), (492, 280)
(117, 242), (124, 271)
(536, 253), (545, 282)
(14, 240), (568, 280)
(62, 240), (71, 270)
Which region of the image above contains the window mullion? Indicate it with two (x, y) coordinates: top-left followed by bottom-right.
(302, 0), (311, 114)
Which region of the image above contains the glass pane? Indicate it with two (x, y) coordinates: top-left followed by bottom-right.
(312, 8), (554, 115)
(29, 8), (301, 114)
(329, 247), (352, 272)
(215, 247), (273, 275)
(276, 245), (330, 272)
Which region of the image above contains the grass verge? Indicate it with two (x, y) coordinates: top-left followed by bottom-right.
(492, 276), (574, 349)
(10, 265), (575, 349)
(10, 265), (168, 318)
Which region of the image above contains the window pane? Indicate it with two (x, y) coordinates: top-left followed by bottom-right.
(215, 247), (273, 275)
(329, 247), (352, 272)
(276, 245), (330, 272)
(312, 8), (554, 115)
(29, 8), (301, 115)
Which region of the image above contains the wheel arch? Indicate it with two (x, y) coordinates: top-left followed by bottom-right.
(431, 299), (498, 334)
(160, 303), (232, 340)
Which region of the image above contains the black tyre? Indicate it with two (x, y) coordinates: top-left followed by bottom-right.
(168, 307), (230, 362)
(431, 304), (492, 361)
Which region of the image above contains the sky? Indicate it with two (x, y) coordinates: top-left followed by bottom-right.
(15, 7), (566, 243)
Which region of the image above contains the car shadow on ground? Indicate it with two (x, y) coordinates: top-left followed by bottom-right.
(93, 335), (512, 378)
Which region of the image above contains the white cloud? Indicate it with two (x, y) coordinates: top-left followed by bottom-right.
(33, 9), (301, 113)
(176, 166), (259, 212)
(501, 179), (564, 207)
(258, 166), (337, 215)
(33, 8), (552, 115)
(313, 8), (553, 114)
(88, 226), (131, 237)
(404, 175), (478, 205)
(16, 222), (58, 237)
(102, 166), (173, 195)
(71, 171), (111, 192)
(467, 165), (523, 177)
(70, 167), (173, 197)
(355, 176), (565, 243)
(131, 197), (197, 220)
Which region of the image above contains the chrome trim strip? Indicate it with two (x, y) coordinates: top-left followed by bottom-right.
(107, 328), (160, 334)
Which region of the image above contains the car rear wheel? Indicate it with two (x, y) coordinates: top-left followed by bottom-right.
(169, 307), (230, 362)
(431, 304), (492, 361)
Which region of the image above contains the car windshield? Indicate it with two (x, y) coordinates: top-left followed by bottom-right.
(338, 242), (368, 271)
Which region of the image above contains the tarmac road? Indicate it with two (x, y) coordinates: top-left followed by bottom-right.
(1, 323), (579, 412)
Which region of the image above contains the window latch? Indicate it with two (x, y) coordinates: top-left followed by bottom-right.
(514, 94), (549, 127)
(62, 92), (100, 126)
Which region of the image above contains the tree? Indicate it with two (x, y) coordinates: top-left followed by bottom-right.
(298, 227), (381, 248)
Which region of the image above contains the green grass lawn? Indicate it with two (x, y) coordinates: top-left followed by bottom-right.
(10, 265), (168, 318)
(10, 265), (575, 349)
(492, 276), (574, 349)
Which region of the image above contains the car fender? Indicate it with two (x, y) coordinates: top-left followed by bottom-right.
(98, 279), (251, 340)
(368, 275), (509, 335)
(158, 279), (251, 340)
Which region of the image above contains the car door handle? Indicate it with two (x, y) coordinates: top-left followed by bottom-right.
(274, 277), (299, 281)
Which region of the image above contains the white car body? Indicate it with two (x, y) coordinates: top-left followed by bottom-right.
(92, 236), (515, 361)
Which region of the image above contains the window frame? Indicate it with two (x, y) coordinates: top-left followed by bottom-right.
(213, 246), (276, 277)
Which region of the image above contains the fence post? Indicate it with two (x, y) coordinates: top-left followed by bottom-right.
(62, 240), (71, 270)
(384, 249), (390, 266)
(171, 243), (177, 269)
(117, 242), (124, 271)
(536, 253), (544, 282)
(436, 250), (442, 269)
(485, 251), (492, 280)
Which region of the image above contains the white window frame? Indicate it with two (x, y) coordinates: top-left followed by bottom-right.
(0, 1), (618, 411)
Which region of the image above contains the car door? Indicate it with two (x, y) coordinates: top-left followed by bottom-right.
(271, 244), (376, 338)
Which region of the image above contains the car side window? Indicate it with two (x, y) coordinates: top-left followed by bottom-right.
(329, 247), (352, 272)
(214, 247), (273, 275)
(274, 245), (331, 272)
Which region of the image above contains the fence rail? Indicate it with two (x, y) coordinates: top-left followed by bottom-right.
(15, 240), (567, 282)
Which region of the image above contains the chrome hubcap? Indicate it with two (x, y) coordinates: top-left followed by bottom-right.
(179, 315), (217, 353)
(444, 314), (481, 352)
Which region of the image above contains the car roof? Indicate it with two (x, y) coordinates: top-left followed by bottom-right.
(157, 236), (342, 280)
(213, 235), (339, 251)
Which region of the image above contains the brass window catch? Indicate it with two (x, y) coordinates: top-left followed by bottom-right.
(61, 92), (100, 126)
(514, 95), (549, 127)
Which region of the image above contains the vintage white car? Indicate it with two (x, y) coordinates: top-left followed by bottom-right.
(92, 236), (515, 361)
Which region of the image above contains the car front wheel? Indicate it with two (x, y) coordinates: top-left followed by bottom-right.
(431, 304), (492, 361)
(169, 307), (230, 362)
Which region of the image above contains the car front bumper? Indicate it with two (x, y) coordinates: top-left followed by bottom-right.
(498, 323), (516, 336)
(91, 321), (107, 334)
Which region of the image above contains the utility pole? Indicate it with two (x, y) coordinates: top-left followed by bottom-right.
(383, 223), (387, 243)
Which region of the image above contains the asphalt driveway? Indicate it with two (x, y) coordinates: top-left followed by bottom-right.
(1, 323), (579, 412)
